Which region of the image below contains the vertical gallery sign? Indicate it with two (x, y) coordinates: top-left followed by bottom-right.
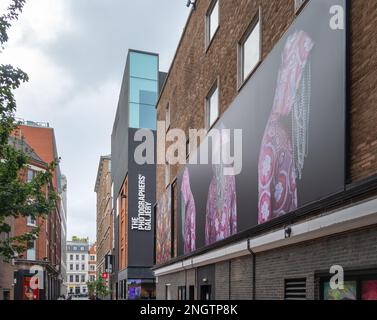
(128, 128), (156, 267)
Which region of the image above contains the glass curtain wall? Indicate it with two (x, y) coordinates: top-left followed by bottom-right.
(129, 51), (158, 130)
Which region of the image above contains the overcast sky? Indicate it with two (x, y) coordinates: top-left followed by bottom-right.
(1, 0), (189, 242)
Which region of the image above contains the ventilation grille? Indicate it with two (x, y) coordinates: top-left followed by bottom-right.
(285, 278), (307, 300)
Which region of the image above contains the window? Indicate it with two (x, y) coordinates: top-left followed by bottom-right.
(81, 254), (85, 260)
(76, 264), (79, 271)
(80, 246), (84, 251)
(81, 275), (85, 283)
(165, 164), (170, 187)
(76, 254), (79, 260)
(69, 275), (73, 282)
(90, 255), (95, 261)
(70, 254), (73, 260)
(26, 240), (36, 261)
(178, 286), (187, 300)
(205, 81), (219, 129)
(238, 10), (261, 86)
(165, 104), (171, 132)
(321, 272), (377, 300)
(129, 51), (158, 130)
(70, 264), (73, 271)
(75, 275), (79, 283)
(90, 275), (95, 282)
(27, 215), (36, 227)
(284, 278), (306, 300)
(81, 264), (85, 271)
(90, 265), (95, 271)
(27, 169), (34, 183)
(73, 246), (77, 250)
(206, 0), (219, 48)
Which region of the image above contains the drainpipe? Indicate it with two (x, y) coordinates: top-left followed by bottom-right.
(247, 239), (256, 300)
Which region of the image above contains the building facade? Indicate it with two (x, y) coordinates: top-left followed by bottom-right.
(88, 243), (97, 283)
(7, 121), (64, 300)
(153, 0), (377, 300)
(94, 155), (113, 295)
(60, 175), (68, 296)
(111, 49), (166, 300)
(66, 240), (89, 295)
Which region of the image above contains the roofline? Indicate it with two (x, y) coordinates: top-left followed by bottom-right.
(94, 155), (111, 192)
(155, 5), (196, 109)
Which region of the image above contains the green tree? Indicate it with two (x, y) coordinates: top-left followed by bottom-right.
(87, 276), (111, 300)
(0, 0), (58, 261)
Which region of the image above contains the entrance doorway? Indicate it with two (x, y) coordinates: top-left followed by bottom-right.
(200, 285), (211, 300)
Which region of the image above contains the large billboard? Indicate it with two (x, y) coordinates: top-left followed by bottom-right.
(174, 0), (347, 257)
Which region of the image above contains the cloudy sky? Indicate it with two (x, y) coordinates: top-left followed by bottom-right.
(1, 0), (189, 242)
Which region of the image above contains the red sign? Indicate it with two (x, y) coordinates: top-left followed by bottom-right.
(101, 272), (108, 279)
(22, 276), (39, 300)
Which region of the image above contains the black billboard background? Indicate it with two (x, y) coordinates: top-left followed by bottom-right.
(128, 128), (156, 267)
(177, 0), (347, 256)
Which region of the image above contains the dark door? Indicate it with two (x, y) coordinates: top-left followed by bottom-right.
(189, 286), (195, 300)
(200, 285), (211, 300)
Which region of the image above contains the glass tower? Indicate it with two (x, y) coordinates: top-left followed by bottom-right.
(128, 51), (158, 130)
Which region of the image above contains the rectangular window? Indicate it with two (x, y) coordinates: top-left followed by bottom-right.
(70, 264), (73, 271)
(81, 264), (85, 271)
(206, 0), (219, 48)
(76, 254), (79, 260)
(205, 81), (219, 129)
(81, 275), (85, 283)
(165, 103), (171, 132)
(27, 215), (36, 227)
(238, 10), (261, 86)
(70, 254), (73, 260)
(75, 275), (79, 283)
(26, 240), (36, 261)
(27, 169), (34, 183)
(82, 254), (85, 260)
(69, 275), (73, 283)
(76, 264), (79, 271)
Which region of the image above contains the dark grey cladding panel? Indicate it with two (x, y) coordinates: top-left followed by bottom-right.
(111, 55), (130, 201)
(127, 127), (156, 269)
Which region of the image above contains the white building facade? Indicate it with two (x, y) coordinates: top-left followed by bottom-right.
(66, 241), (90, 295)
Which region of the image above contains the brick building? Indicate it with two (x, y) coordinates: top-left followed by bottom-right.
(153, 0), (377, 300)
(1, 120), (65, 300)
(95, 156), (112, 296)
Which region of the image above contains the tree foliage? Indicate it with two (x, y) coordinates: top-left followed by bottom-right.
(87, 276), (111, 300)
(0, 0), (58, 261)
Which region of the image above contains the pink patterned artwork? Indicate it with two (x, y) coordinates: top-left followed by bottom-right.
(258, 30), (314, 224)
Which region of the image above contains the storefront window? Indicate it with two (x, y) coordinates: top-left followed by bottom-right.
(322, 274), (377, 300)
(323, 281), (357, 300)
